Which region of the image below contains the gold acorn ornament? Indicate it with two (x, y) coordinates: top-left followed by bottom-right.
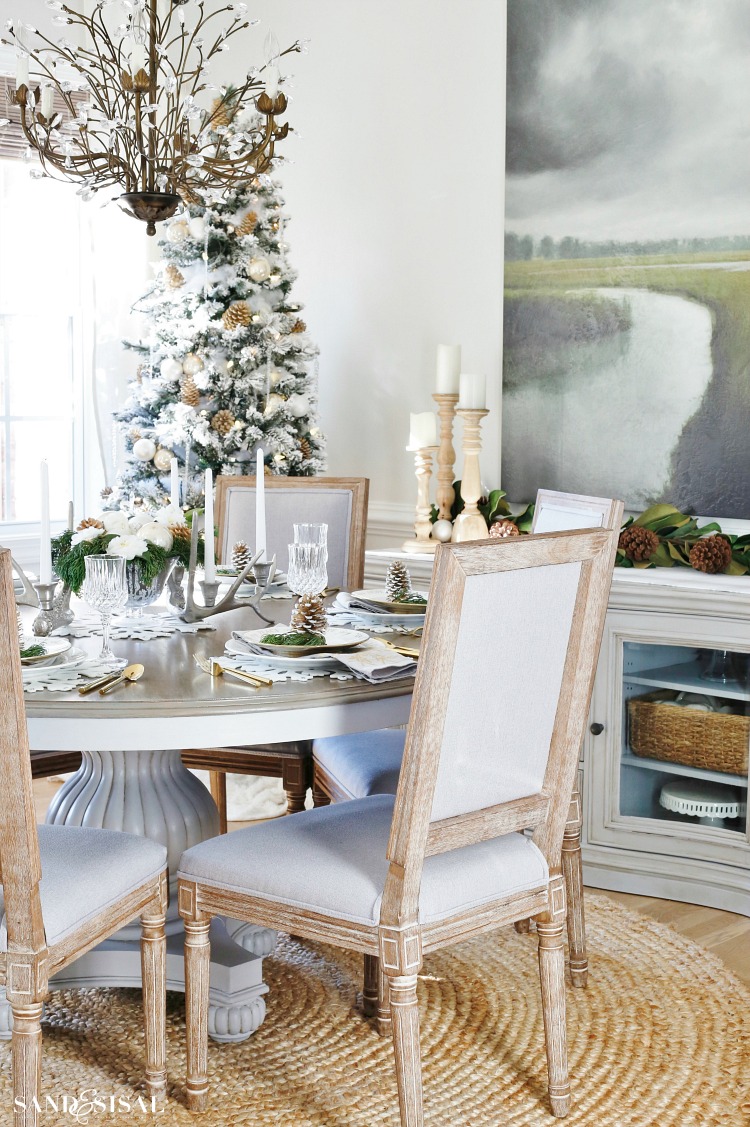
(290, 593), (328, 636)
(236, 211), (258, 237)
(182, 352), (204, 376)
(163, 264), (185, 289)
(180, 376), (200, 407)
(384, 559), (412, 602)
(489, 519), (521, 539)
(232, 540), (254, 570)
(222, 301), (252, 331)
(211, 409), (236, 435)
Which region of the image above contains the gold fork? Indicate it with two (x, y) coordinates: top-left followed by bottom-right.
(379, 639), (420, 659)
(194, 656), (274, 688)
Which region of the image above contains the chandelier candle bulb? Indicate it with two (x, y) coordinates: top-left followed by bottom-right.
(39, 460), (52, 585)
(40, 85), (54, 120)
(436, 344), (461, 395)
(408, 412), (438, 451)
(256, 449), (267, 563)
(458, 373), (487, 410)
(15, 53), (28, 89)
(204, 468), (216, 584)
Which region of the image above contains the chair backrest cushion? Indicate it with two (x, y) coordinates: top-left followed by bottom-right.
(429, 557), (583, 822)
(216, 478), (368, 589)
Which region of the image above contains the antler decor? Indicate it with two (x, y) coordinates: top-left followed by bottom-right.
(180, 517), (274, 624)
(2, 1), (300, 233)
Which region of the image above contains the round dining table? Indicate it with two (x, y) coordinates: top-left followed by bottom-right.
(14, 600), (414, 1043)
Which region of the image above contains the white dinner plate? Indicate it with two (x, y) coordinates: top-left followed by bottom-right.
(20, 637), (72, 666)
(236, 626), (368, 658)
(332, 595), (425, 628)
(225, 639), (341, 670)
(21, 645), (87, 675)
(349, 589), (429, 614)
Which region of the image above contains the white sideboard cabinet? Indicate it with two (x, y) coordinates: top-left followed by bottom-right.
(366, 550), (750, 917)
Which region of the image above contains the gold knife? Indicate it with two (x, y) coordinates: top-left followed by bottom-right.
(78, 670), (122, 695)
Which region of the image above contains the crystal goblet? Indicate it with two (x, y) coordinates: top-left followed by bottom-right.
(82, 555), (127, 660)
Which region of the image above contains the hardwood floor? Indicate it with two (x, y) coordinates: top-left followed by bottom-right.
(31, 777), (750, 988)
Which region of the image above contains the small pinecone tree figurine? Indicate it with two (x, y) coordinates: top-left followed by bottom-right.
(232, 540), (253, 571)
(385, 559), (412, 601)
(290, 593), (328, 638)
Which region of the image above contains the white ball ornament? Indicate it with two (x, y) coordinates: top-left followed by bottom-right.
(247, 256), (272, 283)
(167, 219), (189, 244)
(182, 352), (204, 376)
(153, 447), (173, 472)
(286, 393), (309, 418)
(139, 521), (174, 551)
(160, 357), (184, 380)
(188, 215), (206, 240)
(431, 519), (453, 543)
(132, 437), (157, 462)
(264, 394), (285, 416)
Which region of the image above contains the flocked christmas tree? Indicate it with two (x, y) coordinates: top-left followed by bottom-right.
(111, 126), (325, 509)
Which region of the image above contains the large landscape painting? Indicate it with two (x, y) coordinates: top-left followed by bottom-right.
(502, 0), (750, 518)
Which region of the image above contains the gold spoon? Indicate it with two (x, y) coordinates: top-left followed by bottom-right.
(98, 663), (145, 695)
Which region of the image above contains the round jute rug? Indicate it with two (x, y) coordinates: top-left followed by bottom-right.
(0, 894), (748, 1126)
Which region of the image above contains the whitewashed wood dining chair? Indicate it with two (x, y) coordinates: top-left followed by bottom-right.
(178, 526), (620, 1123)
(182, 475), (369, 830)
(312, 489), (622, 993)
(0, 549), (169, 1127)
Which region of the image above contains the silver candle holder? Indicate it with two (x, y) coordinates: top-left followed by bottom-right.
(11, 553), (75, 636)
(179, 519), (275, 625)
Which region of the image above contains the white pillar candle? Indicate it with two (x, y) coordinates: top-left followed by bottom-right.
(408, 412), (438, 450)
(204, 468), (216, 582)
(40, 85), (54, 120)
(15, 54), (29, 89)
(436, 344), (461, 395)
(39, 461), (52, 584)
(458, 373), (487, 410)
(170, 457), (180, 509)
(256, 449), (267, 562)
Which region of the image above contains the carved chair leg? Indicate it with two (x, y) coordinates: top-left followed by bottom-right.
(282, 757), (310, 815)
(12, 1002), (43, 1127)
(562, 787), (587, 987)
(208, 771), (228, 834)
(312, 784), (331, 808)
(184, 917), (212, 1112)
(537, 921), (571, 1118)
(141, 900), (167, 1097)
(388, 974), (423, 1127)
(363, 955), (392, 1036)
(514, 918), (531, 934)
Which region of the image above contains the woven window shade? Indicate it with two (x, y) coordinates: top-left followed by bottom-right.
(0, 76), (85, 163)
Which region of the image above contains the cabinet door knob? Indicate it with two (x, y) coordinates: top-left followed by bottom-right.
(589, 722), (604, 736)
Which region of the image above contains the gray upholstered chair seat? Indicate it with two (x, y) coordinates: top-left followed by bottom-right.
(313, 729), (406, 798)
(0, 825), (167, 949)
(178, 795), (548, 927)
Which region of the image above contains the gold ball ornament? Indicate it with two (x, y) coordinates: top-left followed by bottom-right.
(211, 409), (236, 436)
(180, 376), (200, 407)
(222, 302), (252, 331)
(164, 264), (185, 289)
(182, 352), (204, 376)
(247, 256), (272, 283)
(153, 447), (174, 472)
(167, 219), (189, 244)
(236, 211), (258, 237)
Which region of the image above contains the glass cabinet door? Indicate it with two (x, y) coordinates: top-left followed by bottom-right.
(621, 641), (748, 841)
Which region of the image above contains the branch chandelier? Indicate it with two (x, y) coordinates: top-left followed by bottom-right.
(1, 0), (298, 233)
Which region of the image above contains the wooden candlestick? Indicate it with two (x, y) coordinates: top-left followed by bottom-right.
(432, 392), (458, 521)
(402, 446), (439, 554)
(452, 408), (490, 542)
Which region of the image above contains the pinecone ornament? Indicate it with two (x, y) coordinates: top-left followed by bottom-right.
(170, 524), (191, 548)
(298, 437), (312, 460)
(211, 409), (235, 435)
(180, 376), (200, 407)
(164, 264), (185, 289)
(489, 519), (520, 539)
(291, 318), (307, 334)
(232, 540), (253, 570)
(100, 486), (113, 500)
(76, 517), (104, 532)
(384, 559), (412, 601)
(291, 593), (328, 636)
(618, 525), (660, 562)
(236, 211), (258, 237)
(689, 535), (732, 574)
(222, 301), (252, 331)
(210, 96), (232, 127)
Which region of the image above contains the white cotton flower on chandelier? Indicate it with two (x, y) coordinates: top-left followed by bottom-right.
(107, 534), (148, 561)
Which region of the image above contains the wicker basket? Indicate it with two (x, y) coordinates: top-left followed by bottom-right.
(628, 692), (750, 777)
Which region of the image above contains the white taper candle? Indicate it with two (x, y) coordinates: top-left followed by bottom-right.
(39, 461), (52, 584)
(256, 449), (267, 563)
(204, 468), (216, 582)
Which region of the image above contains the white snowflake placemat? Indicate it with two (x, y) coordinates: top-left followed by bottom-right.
(57, 614), (216, 641)
(23, 652), (125, 694)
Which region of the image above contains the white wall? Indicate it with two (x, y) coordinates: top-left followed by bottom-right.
(213, 1), (507, 537)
